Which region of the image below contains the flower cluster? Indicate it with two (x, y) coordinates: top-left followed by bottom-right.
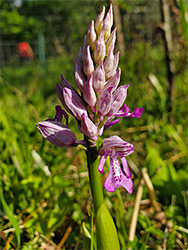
(36, 5), (143, 193)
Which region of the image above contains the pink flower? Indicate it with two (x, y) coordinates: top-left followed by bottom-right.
(36, 106), (85, 148)
(98, 136), (134, 193)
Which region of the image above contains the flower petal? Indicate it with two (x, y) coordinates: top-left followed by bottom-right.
(36, 121), (76, 148)
(99, 135), (134, 156)
(119, 175), (133, 194)
(120, 156), (132, 178)
(104, 153), (120, 192)
(126, 108), (143, 118)
(98, 153), (108, 173)
(63, 87), (87, 120)
(81, 113), (98, 138)
(98, 86), (113, 116)
(107, 85), (129, 118)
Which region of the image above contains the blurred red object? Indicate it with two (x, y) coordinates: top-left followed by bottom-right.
(17, 42), (34, 59)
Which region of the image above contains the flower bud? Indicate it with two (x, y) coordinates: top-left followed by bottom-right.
(106, 28), (116, 55)
(104, 45), (114, 74)
(107, 85), (129, 118)
(81, 114), (98, 138)
(87, 20), (97, 50)
(105, 51), (119, 79)
(93, 61), (105, 92)
(94, 31), (106, 63)
(83, 45), (94, 77)
(104, 67), (121, 92)
(102, 4), (113, 40)
(63, 87), (88, 120)
(56, 83), (74, 116)
(98, 86), (113, 116)
(75, 47), (86, 93)
(95, 6), (105, 36)
(83, 74), (97, 108)
(36, 121), (77, 148)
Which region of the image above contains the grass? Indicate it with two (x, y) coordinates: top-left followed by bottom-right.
(0, 42), (187, 249)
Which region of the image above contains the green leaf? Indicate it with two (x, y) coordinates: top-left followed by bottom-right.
(179, 0), (188, 47)
(145, 226), (165, 239)
(146, 144), (165, 176)
(0, 187), (21, 248)
(96, 200), (120, 250)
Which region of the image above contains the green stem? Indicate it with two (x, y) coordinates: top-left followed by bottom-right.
(85, 138), (120, 250)
(86, 139), (104, 212)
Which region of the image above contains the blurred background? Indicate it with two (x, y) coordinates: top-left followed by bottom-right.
(0, 0), (187, 249)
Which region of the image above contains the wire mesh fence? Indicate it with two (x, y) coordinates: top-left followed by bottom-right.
(0, 0), (183, 67)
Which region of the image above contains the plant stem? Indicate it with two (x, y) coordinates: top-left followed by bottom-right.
(86, 139), (104, 212)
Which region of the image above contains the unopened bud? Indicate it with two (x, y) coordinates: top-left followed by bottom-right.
(81, 114), (98, 138)
(105, 51), (119, 79)
(106, 28), (116, 55)
(104, 45), (114, 74)
(98, 86), (113, 116)
(95, 6), (105, 36)
(93, 61), (105, 92)
(83, 74), (97, 108)
(56, 83), (74, 116)
(87, 20), (97, 50)
(107, 85), (129, 118)
(83, 45), (94, 77)
(104, 67), (121, 92)
(63, 87), (87, 120)
(102, 4), (113, 40)
(94, 31), (106, 63)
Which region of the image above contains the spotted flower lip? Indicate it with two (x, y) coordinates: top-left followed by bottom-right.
(98, 136), (134, 193)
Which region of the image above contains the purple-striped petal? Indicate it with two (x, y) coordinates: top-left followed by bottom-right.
(36, 121), (76, 148)
(63, 87), (87, 120)
(81, 114), (98, 138)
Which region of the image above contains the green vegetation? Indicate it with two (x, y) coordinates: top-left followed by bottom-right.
(0, 0), (187, 249)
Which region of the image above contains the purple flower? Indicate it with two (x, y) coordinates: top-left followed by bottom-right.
(63, 87), (88, 120)
(107, 84), (129, 118)
(93, 61), (105, 92)
(102, 4), (113, 40)
(98, 136), (134, 193)
(115, 104), (143, 118)
(36, 121), (77, 148)
(81, 113), (98, 139)
(106, 28), (116, 55)
(94, 30), (106, 63)
(83, 74), (97, 108)
(104, 67), (121, 92)
(36, 106), (85, 148)
(83, 45), (94, 77)
(98, 86), (113, 116)
(87, 20), (97, 50)
(95, 6), (105, 35)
